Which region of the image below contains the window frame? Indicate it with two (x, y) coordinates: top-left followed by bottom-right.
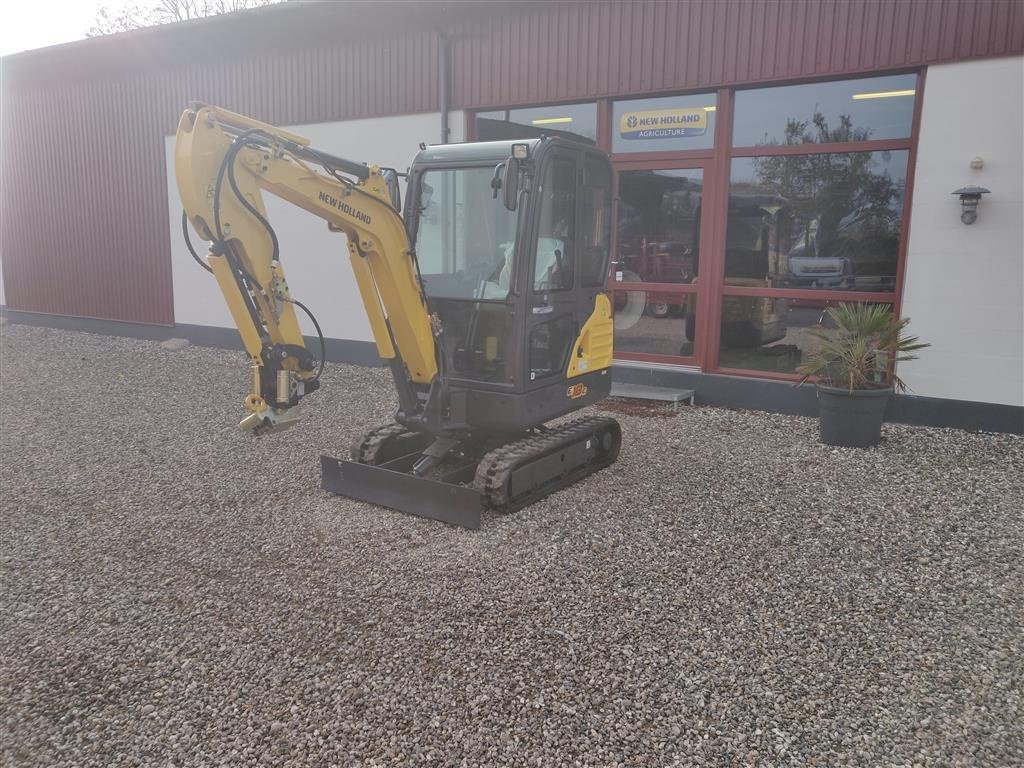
(406, 162), (521, 304)
(729, 72), (919, 150)
(578, 151), (615, 288)
(709, 70), (925, 380)
(530, 151), (578, 294)
(608, 157), (712, 368)
(465, 67), (926, 383)
(470, 100), (600, 144)
(610, 90), (719, 156)
(723, 148), (910, 295)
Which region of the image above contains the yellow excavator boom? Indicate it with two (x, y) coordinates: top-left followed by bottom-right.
(174, 104), (437, 431)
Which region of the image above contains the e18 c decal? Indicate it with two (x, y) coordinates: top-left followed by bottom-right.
(567, 383), (588, 399)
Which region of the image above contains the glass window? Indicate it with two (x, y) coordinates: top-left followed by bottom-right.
(732, 74), (917, 147)
(726, 151), (908, 292)
(580, 154), (613, 287)
(613, 290), (697, 358)
(476, 103), (597, 142)
(615, 169), (703, 285)
(436, 300), (515, 383)
(612, 93), (716, 153)
(413, 167), (519, 301)
(718, 297), (892, 374)
(533, 156), (576, 292)
(530, 315), (576, 379)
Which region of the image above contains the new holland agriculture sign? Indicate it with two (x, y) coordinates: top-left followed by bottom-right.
(619, 108), (707, 140)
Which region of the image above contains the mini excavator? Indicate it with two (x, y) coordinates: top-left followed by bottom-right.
(175, 104), (621, 528)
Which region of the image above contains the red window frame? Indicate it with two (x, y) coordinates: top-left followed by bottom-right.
(603, 87), (722, 369)
(710, 70), (925, 380)
(608, 156), (712, 368)
(464, 69), (926, 382)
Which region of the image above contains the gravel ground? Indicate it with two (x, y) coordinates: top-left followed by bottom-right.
(2, 324), (1022, 767)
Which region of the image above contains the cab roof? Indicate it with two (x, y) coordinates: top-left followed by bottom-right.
(411, 133), (600, 167)
(412, 139), (543, 166)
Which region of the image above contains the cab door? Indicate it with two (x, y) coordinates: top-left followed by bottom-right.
(523, 146), (613, 391)
(523, 148), (580, 390)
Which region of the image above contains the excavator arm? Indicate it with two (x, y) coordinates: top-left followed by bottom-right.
(174, 104), (437, 433)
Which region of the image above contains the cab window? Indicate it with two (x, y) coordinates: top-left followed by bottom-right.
(579, 154), (612, 287)
(533, 156), (576, 292)
(414, 166), (518, 301)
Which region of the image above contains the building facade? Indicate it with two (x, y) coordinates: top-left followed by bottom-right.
(2, 1), (1022, 431)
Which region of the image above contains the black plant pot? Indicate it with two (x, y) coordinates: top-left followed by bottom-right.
(816, 384), (893, 448)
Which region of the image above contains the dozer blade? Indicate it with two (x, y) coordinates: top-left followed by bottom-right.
(320, 455), (482, 529)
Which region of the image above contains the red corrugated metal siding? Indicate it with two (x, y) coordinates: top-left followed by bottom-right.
(1, 23), (440, 324)
(449, 0), (1024, 108)
(1, 76), (176, 323)
(1, 0), (1021, 324)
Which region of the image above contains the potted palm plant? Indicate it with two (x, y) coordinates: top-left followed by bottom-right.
(797, 303), (929, 448)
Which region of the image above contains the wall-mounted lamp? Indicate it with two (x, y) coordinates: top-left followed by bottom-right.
(952, 186), (991, 225)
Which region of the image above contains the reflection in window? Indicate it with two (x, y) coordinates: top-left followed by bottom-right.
(616, 169), (703, 285)
(414, 167), (519, 301)
(476, 103), (598, 142)
(727, 151), (908, 292)
(612, 93), (716, 153)
(732, 73), (917, 147)
(612, 291), (697, 358)
(533, 157), (576, 292)
(718, 298), (891, 374)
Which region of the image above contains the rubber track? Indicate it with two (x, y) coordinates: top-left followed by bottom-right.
(473, 416), (621, 512)
(350, 422), (411, 465)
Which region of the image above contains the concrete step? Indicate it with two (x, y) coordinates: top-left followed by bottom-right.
(609, 382), (695, 411)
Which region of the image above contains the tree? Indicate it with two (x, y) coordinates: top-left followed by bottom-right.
(750, 112), (903, 278)
(88, 0), (281, 37)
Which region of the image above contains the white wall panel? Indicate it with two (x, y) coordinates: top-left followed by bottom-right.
(166, 111), (465, 341)
(900, 56), (1023, 406)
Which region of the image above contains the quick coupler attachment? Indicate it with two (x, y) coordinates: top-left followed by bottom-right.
(240, 405), (303, 436)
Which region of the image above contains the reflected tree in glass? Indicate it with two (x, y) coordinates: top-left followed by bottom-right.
(749, 113), (904, 290)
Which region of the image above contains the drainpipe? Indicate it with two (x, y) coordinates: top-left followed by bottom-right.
(439, 33), (450, 144)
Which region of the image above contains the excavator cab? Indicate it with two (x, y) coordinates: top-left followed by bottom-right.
(404, 138), (615, 432)
(174, 105), (620, 528)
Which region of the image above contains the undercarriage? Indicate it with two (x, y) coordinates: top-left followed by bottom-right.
(322, 416), (622, 529)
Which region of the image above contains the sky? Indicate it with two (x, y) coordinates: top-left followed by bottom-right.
(1, 0), (111, 56)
